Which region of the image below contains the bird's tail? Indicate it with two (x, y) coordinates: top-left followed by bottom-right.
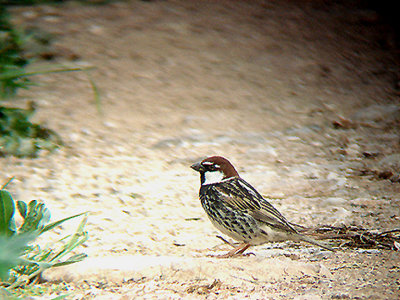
(298, 234), (334, 251)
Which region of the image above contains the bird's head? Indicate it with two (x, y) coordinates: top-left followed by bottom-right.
(191, 156), (239, 185)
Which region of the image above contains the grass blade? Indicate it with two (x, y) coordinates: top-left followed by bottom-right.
(52, 253), (88, 267)
(85, 71), (102, 116)
(49, 215), (88, 262)
(1, 177), (14, 190)
(41, 212), (87, 234)
(0, 65), (95, 81)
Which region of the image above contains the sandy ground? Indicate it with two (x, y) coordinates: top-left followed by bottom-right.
(3, 0), (400, 298)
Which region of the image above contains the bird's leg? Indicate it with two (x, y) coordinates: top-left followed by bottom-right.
(216, 235), (237, 247)
(234, 243), (251, 255)
(216, 242), (253, 258)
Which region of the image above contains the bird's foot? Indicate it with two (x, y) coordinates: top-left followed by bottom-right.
(208, 243), (253, 258)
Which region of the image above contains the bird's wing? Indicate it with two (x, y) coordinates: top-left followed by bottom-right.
(215, 177), (298, 233)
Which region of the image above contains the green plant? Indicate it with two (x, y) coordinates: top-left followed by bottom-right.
(1, 6), (97, 100)
(0, 102), (63, 157)
(0, 7), (31, 98)
(0, 180), (88, 293)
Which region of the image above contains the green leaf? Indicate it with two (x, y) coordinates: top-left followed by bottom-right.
(17, 200), (27, 219)
(0, 190), (16, 236)
(18, 200), (50, 234)
(38, 203), (51, 227)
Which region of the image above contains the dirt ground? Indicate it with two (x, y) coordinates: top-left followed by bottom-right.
(3, 0), (400, 298)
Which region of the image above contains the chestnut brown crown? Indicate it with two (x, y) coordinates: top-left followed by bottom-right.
(191, 156), (239, 179)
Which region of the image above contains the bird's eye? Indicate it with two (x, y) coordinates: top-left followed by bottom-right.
(211, 164), (220, 170)
(202, 161), (220, 171)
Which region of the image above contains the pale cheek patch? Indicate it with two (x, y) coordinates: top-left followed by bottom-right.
(203, 171), (225, 185)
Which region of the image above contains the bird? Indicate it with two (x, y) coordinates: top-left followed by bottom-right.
(191, 156), (333, 257)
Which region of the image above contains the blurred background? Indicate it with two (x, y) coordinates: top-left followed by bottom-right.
(1, 0), (399, 298)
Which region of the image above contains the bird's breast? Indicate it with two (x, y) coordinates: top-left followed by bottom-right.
(200, 190), (261, 243)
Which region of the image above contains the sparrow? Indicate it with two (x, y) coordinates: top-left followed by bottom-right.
(191, 156), (333, 257)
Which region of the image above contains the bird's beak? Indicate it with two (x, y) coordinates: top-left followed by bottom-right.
(190, 162), (204, 172)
